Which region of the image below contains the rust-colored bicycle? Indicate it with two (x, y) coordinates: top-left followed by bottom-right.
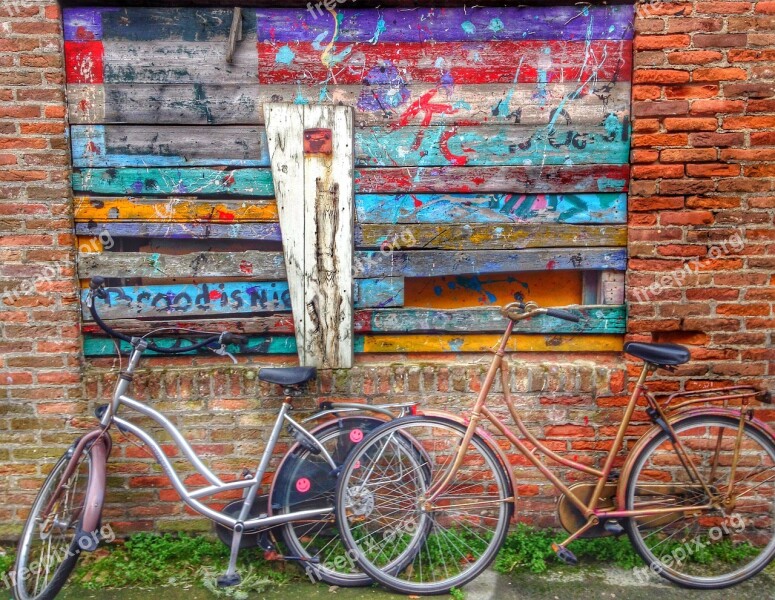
(335, 301), (775, 595)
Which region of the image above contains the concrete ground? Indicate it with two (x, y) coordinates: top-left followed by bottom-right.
(52, 563), (775, 600)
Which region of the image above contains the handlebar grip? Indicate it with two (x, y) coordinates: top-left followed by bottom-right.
(546, 308), (581, 323)
(89, 276), (105, 290)
(221, 333), (248, 345)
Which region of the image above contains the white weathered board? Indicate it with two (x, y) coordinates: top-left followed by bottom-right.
(265, 103), (355, 369)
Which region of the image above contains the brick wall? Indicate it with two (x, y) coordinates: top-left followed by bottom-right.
(0, 0), (774, 536)
(0, 0), (84, 534)
(629, 0), (775, 391)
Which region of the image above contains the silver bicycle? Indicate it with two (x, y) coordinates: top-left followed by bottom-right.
(12, 276), (418, 600)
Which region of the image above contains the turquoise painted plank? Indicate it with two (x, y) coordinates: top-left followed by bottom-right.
(83, 335), (295, 357)
(71, 168), (275, 197)
(70, 122), (630, 168)
(356, 194), (627, 225)
(80, 279), (403, 320)
(73, 165), (630, 196)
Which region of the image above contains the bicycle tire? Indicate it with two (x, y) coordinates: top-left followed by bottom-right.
(335, 416), (513, 595)
(13, 444), (95, 600)
(624, 414), (775, 589)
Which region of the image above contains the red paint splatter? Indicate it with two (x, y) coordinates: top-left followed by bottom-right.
(217, 210), (235, 221)
(85, 141), (100, 154)
(269, 26), (276, 41)
(439, 127), (468, 166)
(546, 260), (557, 270)
(75, 26), (95, 41)
(471, 176), (486, 186)
(397, 89), (458, 152)
(78, 98), (90, 113)
(222, 174), (236, 187)
(209, 290), (222, 301)
(411, 194), (423, 208)
(239, 260), (253, 275)
(583, 416), (589, 426)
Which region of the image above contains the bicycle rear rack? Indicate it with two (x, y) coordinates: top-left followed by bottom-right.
(662, 385), (771, 413)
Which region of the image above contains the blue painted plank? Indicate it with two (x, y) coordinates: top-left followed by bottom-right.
(256, 6), (635, 42)
(80, 278), (404, 320)
(83, 335), (296, 357)
(356, 194), (628, 225)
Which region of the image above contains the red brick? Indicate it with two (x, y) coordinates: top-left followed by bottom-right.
(668, 50), (724, 65)
(665, 84), (720, 99)
(633, 86), (662, 101)
(723, 115), (775, 129)
(632, 164), (686, 179)
(631, 133), (690, 147)
(635, 34), (692, 50)
(660, 148), (718, 162)
(694, 67), (749, 82)
(696, 1), (753, 13)
(723, 83), (775, 98)
(631, 149), (660, 163)
(689, 132), (745, 147)
(693, 33), (748, 47)
(756, 1), (775, 13)
(686, 163), (742, 177)
(629, 196), (685, 211)
(633, 100), (690, 117)
(659, 211), (715, 225)
(634, 69), (692, 84)
(663, 117), (718, 131)
(690, 99), (746, 114)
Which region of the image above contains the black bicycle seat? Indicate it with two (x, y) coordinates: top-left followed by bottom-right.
(258, 367), (317, 386)
(624, 342), (690, 366)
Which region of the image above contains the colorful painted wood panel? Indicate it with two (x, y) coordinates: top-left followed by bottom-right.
(63, 5), (633, 356)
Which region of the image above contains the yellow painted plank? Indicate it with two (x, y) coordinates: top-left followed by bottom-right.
(359, 334), (623, 353)
(74, 196), (279, 223)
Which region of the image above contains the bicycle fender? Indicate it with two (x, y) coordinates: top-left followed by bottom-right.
(615, 408), (775, 511)
(418, 409), (517, 502)
(76, 430), (112, 552)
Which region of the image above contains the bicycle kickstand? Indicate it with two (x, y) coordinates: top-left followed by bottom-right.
(217, 522), (244, 587)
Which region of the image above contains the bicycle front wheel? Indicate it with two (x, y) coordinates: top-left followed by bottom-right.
(335, 416), (513, 595)
(625, 414), (775, 588)
(14, 443), (94, 600)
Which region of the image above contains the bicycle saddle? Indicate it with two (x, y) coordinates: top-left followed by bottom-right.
(258, 367), (317, 386)
(624, 342), (690, 366)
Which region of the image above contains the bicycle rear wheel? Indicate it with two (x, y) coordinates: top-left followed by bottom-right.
(625, 414), (775, 588)
(13, 443), (94, 600)
(272, 416), (385, 587)
(335, 416), (513, 595)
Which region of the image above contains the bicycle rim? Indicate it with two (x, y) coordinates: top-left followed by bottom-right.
(625, 415), (775, 588)
(14, 447), (92, 600)
(336, 416), (513, 595)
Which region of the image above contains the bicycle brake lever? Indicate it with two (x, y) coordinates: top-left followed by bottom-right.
(211, 344), (238, 364)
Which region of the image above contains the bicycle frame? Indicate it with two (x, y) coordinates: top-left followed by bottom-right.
(94, 340), (413, 532)
(425, 319), (768, 548)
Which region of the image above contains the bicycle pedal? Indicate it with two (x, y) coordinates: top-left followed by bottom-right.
(604, 519), (625, 536)
(258, 530), (275, 552)
(216, 572), (242, 587)
(551, 543), (578, 566)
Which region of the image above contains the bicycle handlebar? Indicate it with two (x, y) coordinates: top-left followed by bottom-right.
(501, 302), (582, 324)
(87, 277), (248, 355)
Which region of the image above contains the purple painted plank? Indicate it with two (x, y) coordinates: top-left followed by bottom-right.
(63, 8), (114, 41)
(256, 5), (634, 43)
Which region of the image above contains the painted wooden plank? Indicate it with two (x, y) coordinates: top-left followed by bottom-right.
(257, 6), (635, 43)
(70, 121), (630, 168)
(73, 196), (279, 223)
(65, 82), (631, 127)
(73, 165), (629, 196)
(83, 8), (258, 42)
(99, 41), (259, 85)
(83, 335), (296, 357)
(356, 248), (627, 278)
(354, 165), (631, 194)
(64, 41), (104, 85)
(71, 168), (275, 197)
(80, 278), (403, 321)
(73, 194), (627, 226)
(83, 332), (623, 357)
(74, 222), (282, 241)
(354, 306), (626, 334)
(258, 41), (633, 85)
(63, 8), (113, 41)
(82, 305), (626, 337)
(75, 222), (626, 249)
(78, 250), (287, 280)
(76, 247), (625, 281)
(355, 194), (628, 225)
(356, 224), (627, 250)
(305, 105), (355, 368)
(354, 334), (624, 353)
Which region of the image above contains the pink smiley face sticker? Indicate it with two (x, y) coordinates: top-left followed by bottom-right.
(353, 460), (361, 469)
(295, 477), (311, 494)
(349, 429), (364, 443)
